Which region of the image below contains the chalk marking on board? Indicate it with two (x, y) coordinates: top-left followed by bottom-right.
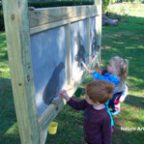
(81, 61), (89, 72)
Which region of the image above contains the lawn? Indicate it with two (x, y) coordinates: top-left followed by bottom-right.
(0, 3), (144, 144)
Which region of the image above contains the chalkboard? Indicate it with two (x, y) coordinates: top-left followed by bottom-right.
(70, 19), (88, 82)
(90, 17), (99, 58)
(30, 17), (98, 117)
(31, 26), (67, 116)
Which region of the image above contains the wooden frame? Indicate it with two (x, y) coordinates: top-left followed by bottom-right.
(2, 0), (102, 144)
(29, 5), (99, 34)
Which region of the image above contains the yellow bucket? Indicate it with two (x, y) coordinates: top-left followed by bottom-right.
(48, 122), (58, 135)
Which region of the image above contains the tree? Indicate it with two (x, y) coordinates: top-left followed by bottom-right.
(103, 0), (111, 13)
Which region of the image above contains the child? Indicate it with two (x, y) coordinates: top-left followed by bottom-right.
(88, 56), (128, 115)
(60, 80), (114, 144)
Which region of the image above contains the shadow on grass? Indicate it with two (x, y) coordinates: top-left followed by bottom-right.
(112, 125), (144, 144)
(125, 94), (144, 109)
(112, 94), (144, 144)
(0, 77), (20, 144)
(113, 116), (144, 144)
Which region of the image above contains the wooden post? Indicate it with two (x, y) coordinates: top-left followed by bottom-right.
(95, 0), (102, 64)
(65, 22), (72, 85)
(95, 0), (102, 47)
(2, 0), (40, 144)
(86, 17), (91, 62)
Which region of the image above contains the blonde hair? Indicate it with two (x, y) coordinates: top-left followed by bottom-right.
(86, 80), (114, 104)
(110, 56), (128, 86)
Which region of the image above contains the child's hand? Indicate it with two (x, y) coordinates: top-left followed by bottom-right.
(96, 68), (101, 74)
(87, 69), (93, 74)
(119, 96), (125, 103)
(96, 68), (102, 74)
(59, 90), (70, 102)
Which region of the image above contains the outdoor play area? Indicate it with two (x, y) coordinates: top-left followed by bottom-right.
(0, 0), (144, 144)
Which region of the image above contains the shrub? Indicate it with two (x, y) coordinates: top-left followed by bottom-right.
(0, 4), (4, 31)
(28, 1), (94, 8)
(103, 0), (111, 13)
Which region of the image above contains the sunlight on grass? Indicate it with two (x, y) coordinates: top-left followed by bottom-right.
(127, 76), (144, 86)
(0, 32), (9, 78)
(125, 45), (144, 50)
(0, 66), (10, 78)
(4, 123), (18, 136)
(120, 103), (144, 126)
(128, 90), (144, 97)
(0, 67), (10, 73)
(107, 3), (144, 17)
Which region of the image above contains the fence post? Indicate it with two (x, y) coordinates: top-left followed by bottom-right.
(2, 0), (40, 144)
(94, 0), (102, 64)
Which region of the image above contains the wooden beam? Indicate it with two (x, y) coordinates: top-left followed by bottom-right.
(95, 0), (102, 47)
(2, 0), (40, 144)
(93, 0), (102, 66)
(29, 5), (99, 34)
(65, 23), (72, 85)
(85, 17), (91, 62)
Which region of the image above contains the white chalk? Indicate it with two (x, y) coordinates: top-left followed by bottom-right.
(81, 61), (89, 72)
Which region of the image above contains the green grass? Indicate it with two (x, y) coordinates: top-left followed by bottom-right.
(0, 33), (9, 78)
(0, 3), (144, 144)
(107, 3), (144, 17)
(0, 32), (20, 143)
(0, 30), (20, 144)
(101, 4), (144, 143)
(102, 23), (144, 143)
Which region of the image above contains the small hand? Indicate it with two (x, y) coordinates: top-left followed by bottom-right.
(96, 68), (102, 74)
(87, 69), (93, 74)
(59, 90), (70, 102)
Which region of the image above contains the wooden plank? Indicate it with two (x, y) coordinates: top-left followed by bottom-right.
(95, 0), (102, 48)
(65, 23), (72, 85)
(29, 5), (98, 27)
(29, 5), (99, 34)
(85, 17), (91, 62)
(90, 51), (101, 68)
(2, 0), (40, 144)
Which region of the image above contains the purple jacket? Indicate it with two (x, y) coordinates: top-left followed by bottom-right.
(67, 98), (112, 144)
